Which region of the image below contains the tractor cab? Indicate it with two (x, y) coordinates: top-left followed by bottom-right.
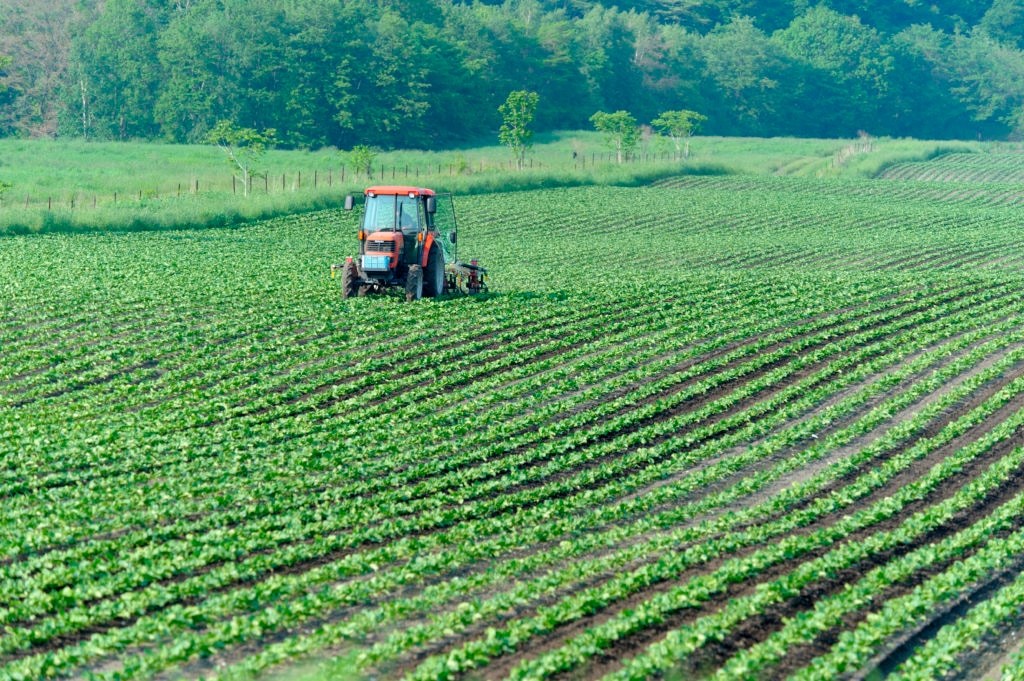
(363, 192), (424, 235)
(333, 186), (483, 301)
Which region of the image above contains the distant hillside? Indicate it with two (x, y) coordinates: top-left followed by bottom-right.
(1, 0), (1022, 147)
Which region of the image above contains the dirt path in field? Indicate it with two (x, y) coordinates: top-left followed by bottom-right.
(850, 554), (1024, 680)
(955, 630), (1024, 680)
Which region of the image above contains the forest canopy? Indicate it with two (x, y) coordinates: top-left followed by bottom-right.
(1, 0), (1023, 148)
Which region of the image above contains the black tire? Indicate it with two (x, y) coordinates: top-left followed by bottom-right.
(423, 246), (445, 298)
(405, 265), (423, 302)
(340, 260), (359, 299)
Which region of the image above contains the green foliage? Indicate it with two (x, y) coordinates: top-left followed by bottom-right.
(205, 120), (277, 197)
(651, 109), (707, 157)
(5, 152), (1024, 681)
(776, 7), (893, 135)
(590, 110), (641, 162)
(0, 54), (10, 94)
(498, 90), (540, 170)
(4, 0), (1024, 145)
(700, 17), (792, 134)
(7, 156), (1024, 681)
(63, 0), (161, 141)
(345, 144), (378, 178)
(979, 0), (1024, 49)
(0, 134), (980, 235)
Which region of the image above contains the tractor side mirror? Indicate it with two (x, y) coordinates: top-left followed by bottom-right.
(449, 231), (457, 244)
(344, 195), (355, 211)
(426, 197), (436, 214)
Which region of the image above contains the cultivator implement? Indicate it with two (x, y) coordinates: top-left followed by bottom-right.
(446, 260), (488, 294)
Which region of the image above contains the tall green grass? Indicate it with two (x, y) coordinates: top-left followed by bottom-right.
(0, 133), (983, 235)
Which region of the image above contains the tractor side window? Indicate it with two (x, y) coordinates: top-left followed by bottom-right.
(397, 196), (419, 233)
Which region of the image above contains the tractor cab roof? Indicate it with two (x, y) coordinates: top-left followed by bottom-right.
(365, 186), (436, 197)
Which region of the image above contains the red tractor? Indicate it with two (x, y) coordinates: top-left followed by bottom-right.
(332, 186), (487, 301)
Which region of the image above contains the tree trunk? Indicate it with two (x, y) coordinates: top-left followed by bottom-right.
(80, 79), (88, 140)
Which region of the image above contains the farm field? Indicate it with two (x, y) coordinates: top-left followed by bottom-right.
(0, 135), (971, 236)
(3, 152), (1024, 680)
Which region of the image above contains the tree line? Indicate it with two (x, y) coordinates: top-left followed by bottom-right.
(1, 0), (1023, 149)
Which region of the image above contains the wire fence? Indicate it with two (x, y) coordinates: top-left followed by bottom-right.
(0, 151), (689, 211)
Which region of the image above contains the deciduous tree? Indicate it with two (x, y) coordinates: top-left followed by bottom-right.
(0, 0), (85, 137)
(205, 120), (277, 197)
(590, 110), (640, 163)
(63, 0), (162, 140)
(651, 109), (706, 157)
(774, 6), (893, 135)
(979, 0), (1024, 50)
(346, 144), (378, 178)
(700, 16), (788, 134)
(499, 90), (539, 170)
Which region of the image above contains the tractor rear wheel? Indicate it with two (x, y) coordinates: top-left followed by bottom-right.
(406, 265), (423, 302)
(341, 260), (359, 299)
(424, 247), (445, 298)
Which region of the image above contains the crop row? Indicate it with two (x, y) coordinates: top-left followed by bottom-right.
(9, 280), (1024, 675)
(5, 177), (1024, 679)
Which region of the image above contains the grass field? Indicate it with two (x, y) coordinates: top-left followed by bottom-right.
(0, 134), (976, 235)
(4, 147), (1024, 680)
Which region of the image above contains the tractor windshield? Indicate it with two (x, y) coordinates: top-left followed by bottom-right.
(363, 194), (422, 232)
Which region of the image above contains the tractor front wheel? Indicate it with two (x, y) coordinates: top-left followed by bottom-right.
(406, 265), (423, 302)
(424, 247), (445, 298)
(340, 260), (359, 299)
